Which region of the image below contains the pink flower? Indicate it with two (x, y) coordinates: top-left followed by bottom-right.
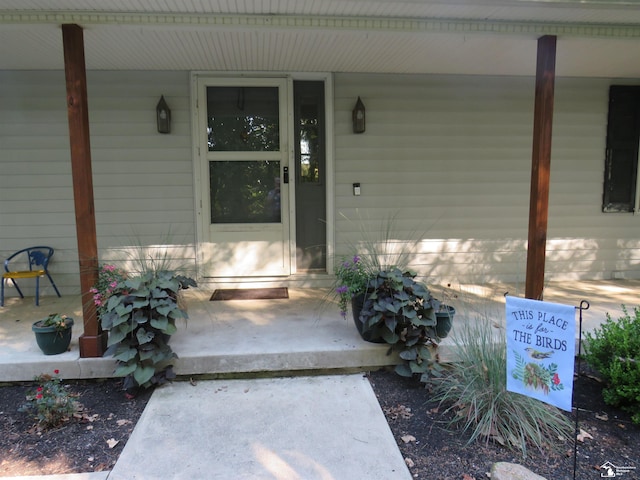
(35, 393), (43, 400)
(37, 386), (43, 392)
(552, 373), (560, 385)
(109, 281), (118, 288)
(54, 369), (59, 374)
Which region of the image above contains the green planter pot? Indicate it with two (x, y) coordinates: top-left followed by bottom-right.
(32, 318), (74, 355)
(435, 306), (455, 338)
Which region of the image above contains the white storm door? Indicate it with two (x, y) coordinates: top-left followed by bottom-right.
(197, 78), (291, 277)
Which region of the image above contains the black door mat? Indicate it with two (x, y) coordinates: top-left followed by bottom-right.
(210, 287), (289, 301)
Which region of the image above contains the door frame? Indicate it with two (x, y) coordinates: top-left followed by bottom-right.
(190, 72), (335, 283)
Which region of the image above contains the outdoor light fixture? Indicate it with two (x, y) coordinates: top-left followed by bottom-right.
(352, 96), (365, 134)
(156, 95), (171, 134)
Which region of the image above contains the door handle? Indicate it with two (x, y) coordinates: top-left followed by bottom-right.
(283, 167), (289, 184)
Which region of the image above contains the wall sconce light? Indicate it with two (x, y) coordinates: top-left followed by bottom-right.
(156, 95), (171, 134)
(352, 96), (365, 134)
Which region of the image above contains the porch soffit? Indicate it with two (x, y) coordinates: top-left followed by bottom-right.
(0, 1), (639, 76)
(2, 11), (640, 37)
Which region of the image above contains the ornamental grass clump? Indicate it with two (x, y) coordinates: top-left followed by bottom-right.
(431, 317), (572, 457)
(19, 370), (77, 430)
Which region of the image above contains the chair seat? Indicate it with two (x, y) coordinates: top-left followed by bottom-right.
(3, 270), (46, 279)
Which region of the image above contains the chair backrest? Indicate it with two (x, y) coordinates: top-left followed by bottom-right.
(4, 246), (55, 272)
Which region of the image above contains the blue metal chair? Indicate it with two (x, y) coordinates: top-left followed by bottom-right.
(1, 246), (62, 306)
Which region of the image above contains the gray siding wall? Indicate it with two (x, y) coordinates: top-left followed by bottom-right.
(2, 70), (639, 297)
(333, 73), (640, 284)
(1, 70), (195, 296)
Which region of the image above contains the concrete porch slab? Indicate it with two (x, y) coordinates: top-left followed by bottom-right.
(0, 288), (395, 382)
(1, 280), (639, 382)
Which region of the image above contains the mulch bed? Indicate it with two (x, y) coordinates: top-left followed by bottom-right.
(0, 378), (152, 476)
(368, 362), (640, 480)
(0, 362), (638, 479)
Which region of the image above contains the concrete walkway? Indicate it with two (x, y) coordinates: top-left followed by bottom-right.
(109, 375), (410, 480)
(2, 375), (411, 480)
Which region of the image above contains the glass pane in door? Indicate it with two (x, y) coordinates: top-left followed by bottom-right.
(209, 160), (281, 223)
(207, 87), (280, 152)
(299, 104), (320, 183)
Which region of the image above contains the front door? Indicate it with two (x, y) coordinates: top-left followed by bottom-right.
(196, 77), (291, 277)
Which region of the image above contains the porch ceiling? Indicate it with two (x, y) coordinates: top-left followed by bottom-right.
(0, 0), (639, 76)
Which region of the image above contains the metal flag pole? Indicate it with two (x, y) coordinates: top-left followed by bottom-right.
(573, 300), (590, 480)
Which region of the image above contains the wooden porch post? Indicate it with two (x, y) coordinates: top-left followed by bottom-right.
(525, 35), (557, 300)
(62, 24), (107, 357)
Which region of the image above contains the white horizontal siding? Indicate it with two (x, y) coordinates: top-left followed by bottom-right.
(0, 71), (76, 296)
(333, 73), (640, 284)
(3, 68), (640, 297)
(0, 70), (196, 297)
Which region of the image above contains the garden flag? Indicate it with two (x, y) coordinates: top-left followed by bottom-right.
(505, 296), (576, 412)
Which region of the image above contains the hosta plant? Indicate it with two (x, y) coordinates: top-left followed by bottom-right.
(100, 270), (196, 393)
(359, 268), (443, 380)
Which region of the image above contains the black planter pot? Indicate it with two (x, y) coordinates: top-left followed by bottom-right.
(351, 293), (386, 343)
(435, 305), (455, 338)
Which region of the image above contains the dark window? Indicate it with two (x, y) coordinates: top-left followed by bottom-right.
(207, 86), (279, 152)
(603, 86), (640, 212)
(293, 81), (326, 271)
(209, 160), (281, 224)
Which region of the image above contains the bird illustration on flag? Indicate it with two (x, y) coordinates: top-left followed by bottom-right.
(524, 347), (555, 360)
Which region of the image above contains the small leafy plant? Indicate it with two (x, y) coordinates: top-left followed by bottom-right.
(19, 369), (77, 430)
(38, 313), (72, 334)
(100, 271), (196, 393)
(359, 268), (442, 380)
(583, 305), (640, 424)
(431, 317), (573, 457)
